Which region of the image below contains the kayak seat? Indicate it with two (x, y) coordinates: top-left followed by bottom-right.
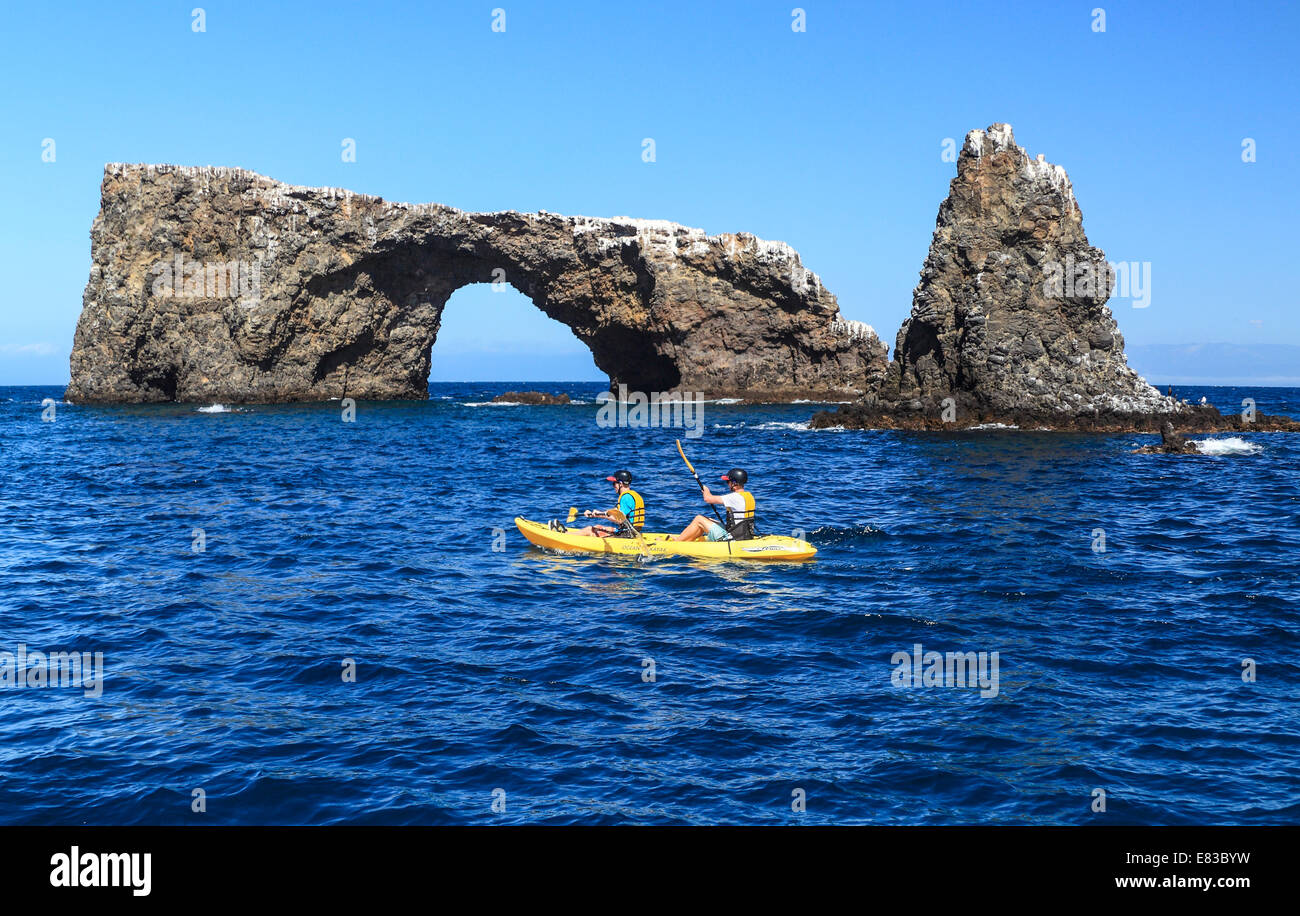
(725, 512), (758, 541)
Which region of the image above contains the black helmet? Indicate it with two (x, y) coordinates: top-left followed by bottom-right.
(605, 470), (633, 484)
(720, 468), (748, 485)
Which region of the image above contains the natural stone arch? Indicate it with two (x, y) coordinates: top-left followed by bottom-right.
(67, 164), (888, 403)
(303, 235), (686, 398)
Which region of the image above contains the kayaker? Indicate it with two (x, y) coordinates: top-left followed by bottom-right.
(569, 470), (646, 538)
(670, 468), (756, 542)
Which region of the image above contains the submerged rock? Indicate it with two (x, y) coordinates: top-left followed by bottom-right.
(810, 402), (1298, 432)
(1133, 421), (1203, 454)
(493, 391), (571, 405)
(65, 165), (887, 404)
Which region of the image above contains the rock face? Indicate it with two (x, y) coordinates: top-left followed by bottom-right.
(882, 123), (1174, 417)
(812, 124), (1299, 432)
(66, 164), (887, 403)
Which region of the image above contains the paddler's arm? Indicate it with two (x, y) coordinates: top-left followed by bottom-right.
(700, 485), (725, 505)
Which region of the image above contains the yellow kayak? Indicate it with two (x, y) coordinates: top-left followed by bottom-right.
(515, 517), (816, 561)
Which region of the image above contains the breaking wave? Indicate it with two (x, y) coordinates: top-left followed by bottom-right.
(1195, 437), (1262, 456)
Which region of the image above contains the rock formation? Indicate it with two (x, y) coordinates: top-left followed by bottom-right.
(812, 124), (1300, 432)
(65, 164), (887, 403)
(1133, 422), (1201, 455)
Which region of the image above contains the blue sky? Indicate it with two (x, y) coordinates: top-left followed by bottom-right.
(2, 0), (1297, 384)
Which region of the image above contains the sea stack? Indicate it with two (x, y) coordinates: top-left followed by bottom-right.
(65, 165), (887, 404)
(812, 124), (1298, 432)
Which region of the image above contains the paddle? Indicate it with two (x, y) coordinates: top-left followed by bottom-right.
(675, 439), (726, 527)
(606, 508), (651, 559)
(572, 505), (649, 558)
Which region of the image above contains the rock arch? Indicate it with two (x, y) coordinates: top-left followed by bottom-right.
(67, 164), (887, 403)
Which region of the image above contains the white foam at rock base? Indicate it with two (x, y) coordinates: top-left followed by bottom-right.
(1194, 437), (1262, 456)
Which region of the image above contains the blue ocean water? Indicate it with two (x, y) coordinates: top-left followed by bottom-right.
(1, 382), (1297, 825)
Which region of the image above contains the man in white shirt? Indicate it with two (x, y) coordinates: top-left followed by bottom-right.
(670, 468), (756, 542)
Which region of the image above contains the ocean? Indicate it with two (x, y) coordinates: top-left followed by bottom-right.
(1, 383), (1297, 825)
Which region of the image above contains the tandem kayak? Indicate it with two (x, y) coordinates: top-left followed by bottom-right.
(514, 517), (816, 561)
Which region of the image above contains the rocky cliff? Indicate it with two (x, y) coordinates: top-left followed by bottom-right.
(812, 124), (1299, 432)
(66, 164), (888, 403)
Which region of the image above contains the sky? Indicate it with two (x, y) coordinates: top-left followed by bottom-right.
(1, 0), (1297, 385)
